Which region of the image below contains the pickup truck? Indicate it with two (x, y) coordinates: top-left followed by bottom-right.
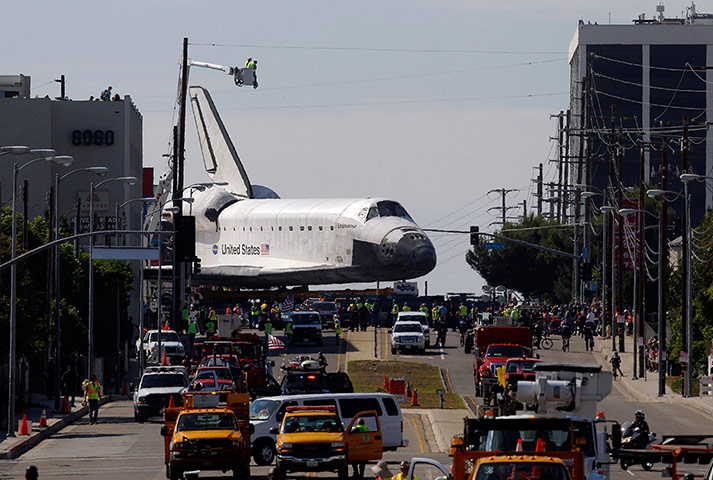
(136, 329), (185, 364)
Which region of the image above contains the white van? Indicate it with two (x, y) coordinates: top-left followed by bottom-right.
(249, 392), (407, 465)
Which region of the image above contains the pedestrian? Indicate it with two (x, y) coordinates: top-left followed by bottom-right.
(370, 460), (393, 480)
(111, 93), (121, 101)
(334, 319), (342, 346)
(610, 351), (623, 379)
(25, 466), (38, 480)
(61, 365), (76, 407)
(187, 317), (198, 356)
(393, 460), (416, 480)
(100, 86), (112, 101)
(86, 375), (101, 424)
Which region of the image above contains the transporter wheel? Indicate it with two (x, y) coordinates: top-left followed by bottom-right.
(253, 438), (276, 465)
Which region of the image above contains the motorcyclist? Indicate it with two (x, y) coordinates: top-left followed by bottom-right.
(632, 410), (650, 435)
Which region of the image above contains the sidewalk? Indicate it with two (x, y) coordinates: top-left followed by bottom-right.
(592, 334), (713, 416)
(0, 359), (141, 459)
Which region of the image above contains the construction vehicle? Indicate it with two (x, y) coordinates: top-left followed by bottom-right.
(473, 326), (533, 405)
(160, 391), (253, 480)
(406, 451), (585, 480)
(458, 363), (613, 480)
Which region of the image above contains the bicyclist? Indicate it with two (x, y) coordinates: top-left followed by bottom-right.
(533, 320), (545, 348)
(561, 317), (573, 352)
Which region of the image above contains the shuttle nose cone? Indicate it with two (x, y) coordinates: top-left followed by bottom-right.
(409, 245), (437, 274)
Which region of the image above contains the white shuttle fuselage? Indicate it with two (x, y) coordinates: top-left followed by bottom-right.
(175, 86), (436, 288)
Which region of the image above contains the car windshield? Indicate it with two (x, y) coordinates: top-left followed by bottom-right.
(487, 421), (595, 457)
(233, 344), (258, 359)
(284, 373), (328, 392)
(311, 302), (336, 312)
(148, 332), (181, 343)
(399, 315), (427, 325)
(140, 374), (186, 388)
(487, 345), (525, 358)
(394, 323), (422, 333)
(201, 357), (239, 368)
(292, 314), (321, 326)
(198, 368), (232, 380)
(281, 414), (343, 433)
(474, 462), (570, 480)
(506, 361), (539, 373)
(250, 399), (280, 421)
(176, 412), (237, 432)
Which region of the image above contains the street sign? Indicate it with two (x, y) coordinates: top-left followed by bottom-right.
(485, 242), (505, 250)
(589, 283), (597, 291)
(582, 246), (589, 261)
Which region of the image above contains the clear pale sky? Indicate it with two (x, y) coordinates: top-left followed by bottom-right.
(4, 0), (673, 295)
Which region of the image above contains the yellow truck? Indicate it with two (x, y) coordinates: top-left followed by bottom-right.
(161, 391), (253, 480)
(271, 406), (383, 479)
(406, 451), (584, 480)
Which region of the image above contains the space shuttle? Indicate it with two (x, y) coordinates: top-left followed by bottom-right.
(178, 86), (436, 288)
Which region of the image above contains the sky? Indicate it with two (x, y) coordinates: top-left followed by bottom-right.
(3, 0), (682, 296)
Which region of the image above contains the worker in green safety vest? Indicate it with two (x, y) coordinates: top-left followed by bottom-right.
(284, 320), (293, 346)
(391, 301), (399, 325)
(335, 319), (343, 345)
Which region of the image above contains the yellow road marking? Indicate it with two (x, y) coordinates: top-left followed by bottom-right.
(446, 368), (455, 393)
(409, 415), (425, 454)
(384, 327), (389, 361)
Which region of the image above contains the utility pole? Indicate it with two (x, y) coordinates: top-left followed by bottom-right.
(537, 163), (543, 216)
(617, 129), (625, 353)
(681, 117), (690, 397)
(563, 110), (571, 223)
(658, 136), (668, 397)
(488, 188), (518, 226)
(521, 200), (527, 219)
(556, 111), (564, 222)
(609, 104), (616, 347)
(637, 145), (646, 378)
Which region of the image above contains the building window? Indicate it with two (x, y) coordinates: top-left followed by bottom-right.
(308, 226), (312, 231)
(319, 226), (323, 231)
(279, 226), (283, 231)
(300, 226), (305, 231)
(331, 226), (334, 231)
(289, 226), (293, 231)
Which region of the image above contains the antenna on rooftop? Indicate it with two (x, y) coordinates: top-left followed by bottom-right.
(656, 3), (665, 22)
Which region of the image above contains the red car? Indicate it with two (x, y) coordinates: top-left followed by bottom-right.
(504, 357), (542, 383)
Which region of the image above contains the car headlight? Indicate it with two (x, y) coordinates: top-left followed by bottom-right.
(172, 442), (184, 451)
(279, 442), (292, 453)
(331, 441), (344, 448)
(137, 396), (147, 403)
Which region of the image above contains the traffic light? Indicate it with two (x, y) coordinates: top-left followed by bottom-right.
(193, 257), (202, 275)
(578, 261), (593, 281)
(470, 226), (480, 246)
(175, 215), (196, 261)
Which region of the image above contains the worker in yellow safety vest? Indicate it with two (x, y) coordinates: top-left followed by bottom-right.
(86, 375), (102, 425)
(391, 301), (399, 325)
(402, 304), (411, 312)
(392, 460), (418, 480)
(335, 319), (343, 344)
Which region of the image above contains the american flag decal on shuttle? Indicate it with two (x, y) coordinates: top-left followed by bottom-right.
(261, 244), (270, 255)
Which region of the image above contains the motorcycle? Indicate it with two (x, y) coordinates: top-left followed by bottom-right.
(619, 421), (657, 471)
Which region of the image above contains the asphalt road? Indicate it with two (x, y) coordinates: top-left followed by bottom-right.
(3, 327), (713, 479)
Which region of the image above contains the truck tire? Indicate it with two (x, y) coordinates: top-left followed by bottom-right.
(137, 412), (146, 424)
(253, 439), (276, 465)
(273, 466), (286, 480)
(232, 463), (250, 479)
(168, 464), (182, 480)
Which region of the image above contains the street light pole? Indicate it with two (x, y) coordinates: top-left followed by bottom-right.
(88, 176), (136, 379)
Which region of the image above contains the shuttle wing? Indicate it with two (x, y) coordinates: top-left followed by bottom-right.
(189, 86), (253, 198)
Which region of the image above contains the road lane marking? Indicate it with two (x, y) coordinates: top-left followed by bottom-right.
(445, 368), (455, 393)
(409, 415), (425, 454)
(440, 346), (445, 360)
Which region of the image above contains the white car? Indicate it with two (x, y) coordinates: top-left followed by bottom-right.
(391, 321), (426, 354)
(395, 311), (430, 347)
(136, 329), (185, 363)
(132, 366), (188, 423)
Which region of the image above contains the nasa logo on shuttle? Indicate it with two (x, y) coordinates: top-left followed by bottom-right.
(212, 244), (219, 255)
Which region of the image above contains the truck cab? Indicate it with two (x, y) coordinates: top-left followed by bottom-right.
(272, 406), (382, 480)
(161, 392), (253, 480)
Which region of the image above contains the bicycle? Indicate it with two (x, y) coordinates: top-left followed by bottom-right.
(540, 337), (553, 350)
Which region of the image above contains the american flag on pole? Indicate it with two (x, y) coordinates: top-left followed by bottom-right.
(281, 293), (294, 313)
(268, 334), (285, 351)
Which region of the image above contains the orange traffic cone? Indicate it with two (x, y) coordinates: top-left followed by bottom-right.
(168, 395), (176, 409)
(122, 381), (129, 396)
(406, 383), (412, 398)
(61, 395), (70, 414)
(39, 409), (48, 427)
(161, 352), (169, 366)
(19, 414), (29, 435)
(516, 438), (523, 452)
(383, 376), (390, 392)
(410, 389), (419, 407)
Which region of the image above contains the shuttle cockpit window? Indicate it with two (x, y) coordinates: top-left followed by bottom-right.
(364, 201), (413, 222)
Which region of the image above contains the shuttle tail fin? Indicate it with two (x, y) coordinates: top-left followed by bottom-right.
(189, 85), (253, 198)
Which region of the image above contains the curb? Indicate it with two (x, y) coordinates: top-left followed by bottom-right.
(0, 395), (124, 460)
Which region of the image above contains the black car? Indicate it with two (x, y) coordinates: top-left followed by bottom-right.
(290, 311), (323, 345)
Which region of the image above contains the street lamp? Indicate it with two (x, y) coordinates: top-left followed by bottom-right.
(88, 176), (136, 379)
(53, 166), (108, 410)
(7, 149), (73, 435)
